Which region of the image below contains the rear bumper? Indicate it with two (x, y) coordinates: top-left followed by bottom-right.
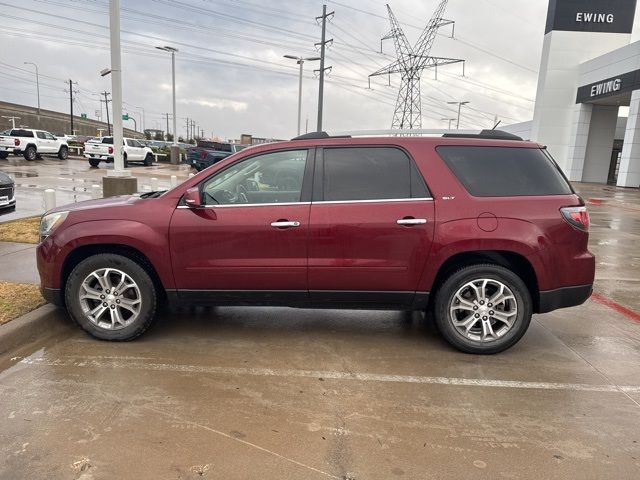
(538, 284), (593, 313)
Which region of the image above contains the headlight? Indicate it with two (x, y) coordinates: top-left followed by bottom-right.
(39, 211), (69, 242)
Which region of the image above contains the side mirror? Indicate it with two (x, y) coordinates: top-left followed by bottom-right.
(184, 187), (202, 208)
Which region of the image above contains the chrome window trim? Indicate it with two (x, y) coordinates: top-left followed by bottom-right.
(312, 197), (433, 204)
(175, 198), (434, 209)
(177, 201), (311, 209)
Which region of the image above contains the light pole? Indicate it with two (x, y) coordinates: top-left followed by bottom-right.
(23, 62), (40, 116)
(102, 0), (137, 198)
(284, 55), (321, 136)
(156, 46), (179, 164)
(441, 117), (456, 129)
(447, 101), (470, 130)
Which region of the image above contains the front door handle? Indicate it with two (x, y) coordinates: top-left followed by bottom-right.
(397, 218), (427, 225)
(271, 220), (300, 228)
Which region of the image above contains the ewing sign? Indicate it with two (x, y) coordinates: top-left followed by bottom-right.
(545, 0), (636, 34)
(576, 70), (640, 103)
(590, 78), (622, 97)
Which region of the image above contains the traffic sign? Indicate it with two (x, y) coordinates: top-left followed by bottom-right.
(122, 114), (129, 120)
(80, 113), (87, 119)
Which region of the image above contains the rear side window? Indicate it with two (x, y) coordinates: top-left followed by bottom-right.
(102, 137), (114, 145)
(322, 147), (429, 201)
(10, 129), (34, 138)
(437, 146), (572, 196)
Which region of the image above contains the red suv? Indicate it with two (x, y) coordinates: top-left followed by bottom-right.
(37, 131), (595, 354)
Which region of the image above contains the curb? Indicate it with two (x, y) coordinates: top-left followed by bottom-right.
(0, 304), (72, 357)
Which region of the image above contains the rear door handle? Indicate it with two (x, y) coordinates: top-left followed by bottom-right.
(271, 220), (300, 228)
(397, 218), (427, 225)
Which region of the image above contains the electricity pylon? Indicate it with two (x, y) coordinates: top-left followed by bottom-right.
(369, 1), (465, 131)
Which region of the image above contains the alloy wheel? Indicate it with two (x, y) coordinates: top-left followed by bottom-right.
(78, 268), (142, 330)
(448, 278), (518, 342)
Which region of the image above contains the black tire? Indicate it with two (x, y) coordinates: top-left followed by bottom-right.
(89, 158), (100, 168)
(433, 264), (532, 354)
(57, 146), (68, 160)
(23, 145), (37, 161)
(0, 152), (8, 160)
(143, 153), (153, 166)
(123, 153), (128, 168)
(65, 253), (159, 341)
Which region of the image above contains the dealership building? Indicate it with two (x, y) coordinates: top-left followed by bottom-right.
(502, 0), (640, 187)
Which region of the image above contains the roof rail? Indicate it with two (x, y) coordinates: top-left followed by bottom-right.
(329, 129), (523, 141)
(291, 131), (352, 141)
(442, 129), (523, 141)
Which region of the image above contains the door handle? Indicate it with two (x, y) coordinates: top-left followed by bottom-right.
(397, 218), (427, 225)
(271, 220), (300, 228)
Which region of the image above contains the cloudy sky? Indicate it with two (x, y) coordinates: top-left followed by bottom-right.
(1, 0), (638, 140)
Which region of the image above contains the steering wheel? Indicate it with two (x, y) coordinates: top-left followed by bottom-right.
(236, 184), (249, 203)
(245, 179), (259, 191)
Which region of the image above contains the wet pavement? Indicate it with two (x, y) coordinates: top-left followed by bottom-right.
(0, 180), (638, 479)
(0, 156), (192, 222)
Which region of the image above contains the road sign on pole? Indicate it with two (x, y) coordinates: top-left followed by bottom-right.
(122, 113), (129, 120)
(81, 113), (87, 119)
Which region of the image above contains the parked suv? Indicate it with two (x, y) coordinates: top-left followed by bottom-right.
(36, 131), (595, 353)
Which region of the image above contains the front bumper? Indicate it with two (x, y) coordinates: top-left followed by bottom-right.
(0, 196), (15, 210)
(41, 286), (64, 306)
(538, 284), (593, 313)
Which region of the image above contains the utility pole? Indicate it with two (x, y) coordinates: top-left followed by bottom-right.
(68, 79), (76, 134)
(315, 4), (334, 132)
(447, 100), (470, 129)
(2, 116), (20, 129)
(24, 62), (40, 116)
(165, 113), (170, 140)
(102, 92), (112, 135)
(156, 46), (179, 163)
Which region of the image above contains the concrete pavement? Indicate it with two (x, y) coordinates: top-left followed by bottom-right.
(0, 241), (38, 284)
(0, 181), (639, 478)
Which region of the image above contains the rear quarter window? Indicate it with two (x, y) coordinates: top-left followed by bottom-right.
(436, 146), (572, 196)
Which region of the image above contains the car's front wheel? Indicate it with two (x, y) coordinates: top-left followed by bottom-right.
(433, 264), (532, 354)
(65, 253), (159, 340)
(144, 153), (153, 166)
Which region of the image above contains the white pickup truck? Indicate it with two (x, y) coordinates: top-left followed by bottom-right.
(0, 128), (69, 161)
(84, 137), (155, 167)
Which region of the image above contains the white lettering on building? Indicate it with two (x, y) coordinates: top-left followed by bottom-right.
(576, 12), (615, 24)
(590, 78), (622, 97)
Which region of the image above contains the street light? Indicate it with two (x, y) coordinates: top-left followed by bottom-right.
(156, 45), (179, 164)
(446, 101), (470, 130)
(283, 55), (321, 136)
(23, 62), (40, 115)
(441, 117), (456, 130)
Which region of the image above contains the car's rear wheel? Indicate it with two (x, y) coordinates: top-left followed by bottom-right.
(144, 153), (153, 166)
(65, 254), (158, 340)
(88, 158), (100, 168)
(123, 153), (128, 168)
(433, 264), (532, 354)
(58, 146), (68, 160)
(0, 152), (8, 159)
(23, 146), (37, 161)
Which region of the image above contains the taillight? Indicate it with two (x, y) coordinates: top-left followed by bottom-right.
(108, 147), (114, 154)
(561, 206), (589, 232)
(14, 139), (20, 146)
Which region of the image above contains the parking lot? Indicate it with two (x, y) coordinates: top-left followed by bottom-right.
(0, 156), (190, 221)
(0, 170), (639, 478)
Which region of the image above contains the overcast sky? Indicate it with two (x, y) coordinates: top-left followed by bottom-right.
(1, 0), (639, 140)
